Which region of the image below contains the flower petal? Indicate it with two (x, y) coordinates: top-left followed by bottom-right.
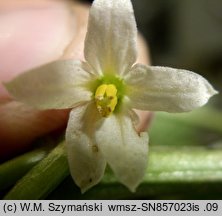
(65, 103), (106, 193)
(4, 60), (94, 109)
(95, 113), (148, 192)
(84, 0), (137, 76)
(125, 64), (218, 112)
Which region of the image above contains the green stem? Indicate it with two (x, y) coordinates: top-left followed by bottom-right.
(4, 142), (69, 200)
(0, 145), (52, 191)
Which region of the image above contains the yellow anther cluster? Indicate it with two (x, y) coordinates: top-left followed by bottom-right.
(95, 84), (118, 117)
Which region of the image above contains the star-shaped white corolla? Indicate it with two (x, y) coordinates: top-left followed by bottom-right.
(5, 0), (217, 192)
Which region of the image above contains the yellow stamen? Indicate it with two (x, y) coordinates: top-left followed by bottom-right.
(95, 84), (118, 117)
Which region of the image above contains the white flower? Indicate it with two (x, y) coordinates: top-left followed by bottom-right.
(4, 0), (217, 192)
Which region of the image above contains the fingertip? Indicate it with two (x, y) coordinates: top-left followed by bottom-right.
(134, 110), (154, 132)
(0, 100), (69, 161)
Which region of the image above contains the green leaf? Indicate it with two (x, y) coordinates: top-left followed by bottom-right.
(46, 147), (222, 199)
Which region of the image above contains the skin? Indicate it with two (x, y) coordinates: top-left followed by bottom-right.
(0, 0), (152, 162)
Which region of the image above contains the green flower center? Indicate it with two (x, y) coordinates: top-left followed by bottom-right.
(89, 75), (126, 117)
